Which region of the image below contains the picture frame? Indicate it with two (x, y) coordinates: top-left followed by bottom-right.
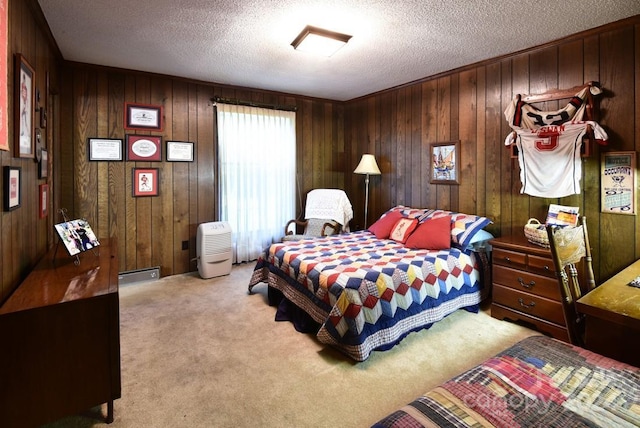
(126, 135), (162, 161)
(124, 102), (163, 131)
(3, 166), (21, 211)
(39, 183), (49, 218)
(430, 141), (461, 184)
(54, 219), (100, 256)
(166, 141), (194, 162)
(39, 148), (48, 179)
(88, 138), (123, 161)
(15, 54), (35, 158)
(601, 151), (636, 215)
(132, 168), (159, 197)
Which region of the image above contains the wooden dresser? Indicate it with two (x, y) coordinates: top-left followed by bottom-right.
(490, 235), (570, 342)
(0, 239), (120, 427)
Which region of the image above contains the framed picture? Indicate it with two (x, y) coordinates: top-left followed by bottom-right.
(126, 135), (162, 161)
(39, 148), (48, 179)
(3, 166), (21, 211)
(430, 141), (461, 185)
(132, 168), (159, 197)
(54, 219), (100, 256)
(601, 151), (636, 215)
(15, 54), (35, 158)
(39, 183), (49, 218)
(124, 102), (163, 131)
(166, 141), (194, 162)
(88, 138), (123, 161)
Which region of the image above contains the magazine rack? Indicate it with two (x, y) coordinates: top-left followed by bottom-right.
(53, 208), (100, 265)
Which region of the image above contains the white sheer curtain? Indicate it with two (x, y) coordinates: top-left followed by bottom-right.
(216, 103), (296, 263)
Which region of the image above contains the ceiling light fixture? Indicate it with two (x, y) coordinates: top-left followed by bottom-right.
(291, 25), (352, 57)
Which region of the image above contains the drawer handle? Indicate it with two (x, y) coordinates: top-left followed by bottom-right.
(517, 277), (535, 289)
(518, 298), (536, 310)
(503, 256), (511, 263)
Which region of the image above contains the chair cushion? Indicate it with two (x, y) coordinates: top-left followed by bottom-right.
(305, 218), (339, 236)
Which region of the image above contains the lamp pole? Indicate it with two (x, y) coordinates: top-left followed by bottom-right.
(363, 173), (371, 229)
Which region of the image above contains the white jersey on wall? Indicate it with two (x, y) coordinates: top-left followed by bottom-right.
(504, 121), (608, 198)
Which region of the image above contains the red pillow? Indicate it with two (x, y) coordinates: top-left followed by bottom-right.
(404, 215), (452, 249)
(389, 218), (419, 243)
(368, 210), (404, 239)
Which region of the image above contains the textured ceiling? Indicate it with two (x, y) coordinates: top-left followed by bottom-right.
(38, 0), (640, 101)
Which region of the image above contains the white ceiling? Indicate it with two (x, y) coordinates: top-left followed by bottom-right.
(38, 0), (640, 102)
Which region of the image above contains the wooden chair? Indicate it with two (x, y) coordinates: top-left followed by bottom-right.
(546, 216), (596, 346)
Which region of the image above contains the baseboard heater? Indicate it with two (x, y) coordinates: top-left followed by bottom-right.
(118, 266), (161, 286)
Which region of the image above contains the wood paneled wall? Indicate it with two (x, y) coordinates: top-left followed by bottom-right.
(344, 17), (640, 283)
(2, 1), (638, 305)
(57, 65), (345, 277)
(0, 0), (59, 303)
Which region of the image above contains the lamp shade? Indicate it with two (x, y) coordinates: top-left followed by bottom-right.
(354, 154), (381, 175)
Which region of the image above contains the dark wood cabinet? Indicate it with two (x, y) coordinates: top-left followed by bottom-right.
(0, 240), (120, 427)
(490, 235), (570, 342)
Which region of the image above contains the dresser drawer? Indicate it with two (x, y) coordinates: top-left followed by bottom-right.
(493, 265), (561, 301)
(492, 284), (566, 326)
(493, 248), (527, 269)
(527, 254), (555, 277)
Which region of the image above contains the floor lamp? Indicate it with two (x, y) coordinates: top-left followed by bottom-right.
(354, 154), (381, 229)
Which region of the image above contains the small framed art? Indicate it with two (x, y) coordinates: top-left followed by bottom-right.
(430, 141), (460, 185)
(166, 141), (194, 162)
(39, 148), (48, 179)
(88, 138), (123, 161)
(3, 166), (21, 211)
(39, 183), (49, 218)
(132, 168), (159, 197)
(124, 102), (163, 131)
(126, 135), (162, 161)
(15, 54), (35, 158)
(601, 151), (636, 215)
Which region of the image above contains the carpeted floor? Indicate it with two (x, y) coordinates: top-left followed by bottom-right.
(45, 262), (537, 428)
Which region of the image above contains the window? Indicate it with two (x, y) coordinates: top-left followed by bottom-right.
(216, 104), (296, 263)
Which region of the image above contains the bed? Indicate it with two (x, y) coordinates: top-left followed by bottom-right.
(248, 206), (493, 361)
(372, 335), (640, 427)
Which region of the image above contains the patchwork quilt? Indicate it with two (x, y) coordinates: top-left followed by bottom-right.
(372, 335), (640, 427)
(248, 230), (485, 361)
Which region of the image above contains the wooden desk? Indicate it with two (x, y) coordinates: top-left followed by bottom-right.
(0, 240), (121, 427)
(576, 259), (640, 367)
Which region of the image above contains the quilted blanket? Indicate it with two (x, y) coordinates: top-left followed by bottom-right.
(248, 230), (484, 361)
(372, 335), (640, 427)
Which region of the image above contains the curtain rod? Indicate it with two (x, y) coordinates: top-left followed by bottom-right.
(211, 96), (297, 112)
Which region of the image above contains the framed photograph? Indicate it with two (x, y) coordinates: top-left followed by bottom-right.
(54, 219), (100, 256)
(132, 168), (159, 197)
(126, 135), (162, 161)
(601, 151), (636, 215)
(39, 148), (48, 179)
(3, 166), (21, 211)
(124, 102), (163, 131)
(39, 183), (49, 218)
(88, 138), (123, 161)
(430, 141), (461, 185)
(166, 141), (194, 162)
(15, 54), (35, 158)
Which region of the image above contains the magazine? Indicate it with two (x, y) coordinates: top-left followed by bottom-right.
(54, 219), (100, 256)
(545, 204), (579, 227)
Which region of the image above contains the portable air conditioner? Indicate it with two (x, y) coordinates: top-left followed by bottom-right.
(196, 221), (233, 279)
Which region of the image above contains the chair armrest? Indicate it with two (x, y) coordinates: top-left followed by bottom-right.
(321, 221), (341, 236)
(285, 219), (308, 236)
